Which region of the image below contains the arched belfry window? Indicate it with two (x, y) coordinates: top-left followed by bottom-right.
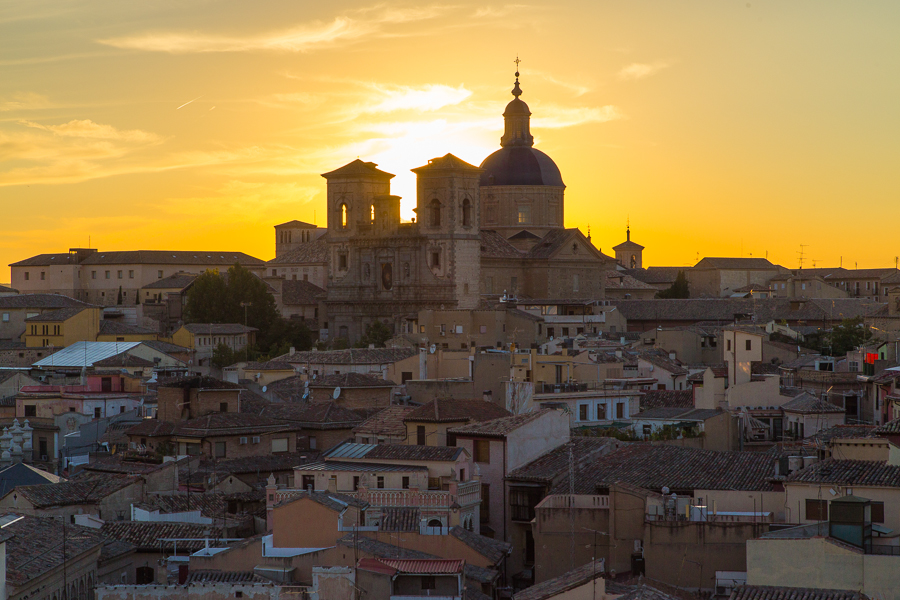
(630, 254), (637, 268)
(370, 204), (375, 225)
(462, 199), (472, 227)
(340, 203), (348, 229)
(430, 199), (441, 227)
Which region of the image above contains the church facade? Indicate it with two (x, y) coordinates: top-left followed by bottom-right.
(270, 74), (617, 342)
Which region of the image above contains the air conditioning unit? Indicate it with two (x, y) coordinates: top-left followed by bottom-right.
(239, 437), (248, 445)
(252, 436), (261, 444)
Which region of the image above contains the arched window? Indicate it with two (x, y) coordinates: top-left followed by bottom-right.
(370, 204), (375, 225)
(340, 203), (348, 229)
(427, 518), (443, 528)
(462, 199), (472, 227)
(630, 254), (637, 268)
(430, 199), (441, 227)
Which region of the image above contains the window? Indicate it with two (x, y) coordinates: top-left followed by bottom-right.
(474, 439), (491, 463)
(517, 204), (531, 224)
(353, 476), (360, 491)
(849, 361), (859, 372)
(339, 253), (348, 270)
(105, 270), (110, 279)
(302, 475), (315, 490)
(573, 274), (579, 292)
(24, 405), (36, 417)
(579, 404), (588, 421)
(432, 251), (441, 268)
(157, 270), (163, 278)
(402, 476), (410, 489)
(417, 425), (426, 445)
(91, 271), (97, 279)
(370, 204), (375, 224)
(271, 438), (288, 453)
(94, 407), (102, 418)
(1, 313), (7, 322)
(24, 272), (29, 281)
(219, 402), (228, 413)
(727, 339), (732, 352)
(462, 198), (472, 226)
(40, 271), (45, 280)
(117, 270), (123, 279)
(617, 403), (625, 419)
(214, 442), (227, 458)
(872, 501), (885, 523)
(421, 576), (436, 591)
(480, 484), (490, 521)
(272, 269), (277, 276)
(510, 276), (518, 292)
(129, 270), (134, 279)
(745, 339), (752, 351)
(340, 203), (348, 228)
(377, 476), (385, 489)
(806, 499), (828, 521)
(430, 199), (441, 227)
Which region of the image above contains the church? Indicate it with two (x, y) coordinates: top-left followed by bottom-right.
(269, 73), (621, 342)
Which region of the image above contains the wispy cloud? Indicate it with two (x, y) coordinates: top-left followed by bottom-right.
(472, 4), (530, 18)
(365, 84), (472, 113)
(533, 105), (622, 128)
(98, 5), (453, 54)
(531, 71), (592, 97)
(618, 62), (669, 81)
(0, 92), (55, 112)
(21, 119), (160, 143)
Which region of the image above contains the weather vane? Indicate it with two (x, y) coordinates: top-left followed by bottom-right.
(514, 56), (521, 77)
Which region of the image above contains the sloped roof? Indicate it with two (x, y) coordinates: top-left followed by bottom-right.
(322, 159), (394, 179)
(448, 409), (551, 438)
(274, 220), (318, 229)
(100, 521), (217, 552)
(277, 347), (417, 365)
(266, 237), (329, 265)
(354, 406), (417, 438)
(13, 251), (264, 267)
(480, 230), (524, 259)
(187, 571), (272, 584)
(182, 323), (257, 335)
(640, 390), (693, 411)
(404, 398), (511, 423)
(729, 586), (869, 600)
(324, 442), (463, 462)
(281, 279), (326, 305)
(513, 560), (605, 600)
(310, 372), (397, 388)
(157, 375), (242, 390)
(276, 489), (368, 512)
(10, 473), (139, 508)
(606, 272), (657, 291)
(381, 507), (420, 532)
(781, 392), (845, 414)
(694, 257), (780, 270)
(785, 459), (900, 488)
(259, 401), (363, 429)
(412, 153), (481, 173)
(142, 273), (198, 290)
(0, 463), (63, 496)
(31, 341), (138, 368)
(623, 267), (683, 285)
(2, 515), (105, 586)
(448, 526), (511, 564)
(551, 444), (779, 494)
(98, 320), (157, 336)
(24, 307), (89, 322)
(507, 437), (619, 484)
(525, 229), (605, 260)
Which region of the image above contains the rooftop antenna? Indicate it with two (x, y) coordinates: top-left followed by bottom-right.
(797, 244), (808, 269)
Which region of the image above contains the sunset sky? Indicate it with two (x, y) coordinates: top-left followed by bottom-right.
(1, 1), (898, 281)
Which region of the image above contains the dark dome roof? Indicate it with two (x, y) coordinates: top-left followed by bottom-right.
(479, 146), (564, 187)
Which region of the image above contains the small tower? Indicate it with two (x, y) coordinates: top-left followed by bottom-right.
(613, 222), (645, 269)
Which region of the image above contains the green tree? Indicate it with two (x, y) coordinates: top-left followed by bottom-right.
(820, 316), (874, 357)
(656, 270), (690, 299)
(184, 269), (229, 323)
(355, 321), (392, 348)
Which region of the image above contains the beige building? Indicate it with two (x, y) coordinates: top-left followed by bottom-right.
(687, 257), (788, 298)
(9, 248), (265, 306)
(612, 225), (644, 270)
(170, 323), (257, 368)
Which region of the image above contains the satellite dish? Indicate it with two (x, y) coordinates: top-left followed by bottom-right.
(304, 380), (309, 388)
(429, 344), (436, 354)
(333, 387), (341, 399)
(262, 386), (267, 393)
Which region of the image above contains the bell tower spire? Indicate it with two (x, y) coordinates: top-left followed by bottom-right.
(501, 57), (534, 148)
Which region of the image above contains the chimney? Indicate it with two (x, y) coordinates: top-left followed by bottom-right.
(289, 347), (296, 356)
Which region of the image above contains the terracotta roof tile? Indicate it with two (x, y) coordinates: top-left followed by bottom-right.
(728, 586), (868, 600)
(785, 459), (900, 488)
(507, 438), (621, 484)
(11, 473), (139, 508)
(354, 406), (416, 438)
(100, 521), (217, 552)
(266, 237), (329, 265)
(448, 409), (551, 438)
(513, 560), (606, 600)
(276, 347), (417, 365)
(2, 515), (105, 585)
(311, 372), (397, 388)
(281, 280), (326, 305)
(405, 399), (511, 423)
(640, 390), (693, 411)
(781, 392), (845, 414)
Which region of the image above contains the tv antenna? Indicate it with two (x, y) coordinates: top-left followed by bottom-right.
(797, 244), (809, 269)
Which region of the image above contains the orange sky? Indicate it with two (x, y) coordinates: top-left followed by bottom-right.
(2, 1), (899, 282)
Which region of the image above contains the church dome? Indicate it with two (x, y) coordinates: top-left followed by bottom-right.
(479, 146), (564, 186)
(479, 70), (564, 187)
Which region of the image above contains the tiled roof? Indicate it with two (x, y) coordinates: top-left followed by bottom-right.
(98, 320), (157, 336)
(781, 392), (845, 414)
(807, 424), (878, 443)
(0, 284), (18, 293)
(140, 339), (191, 355)
(507, 438), (620, 484)
(182, 323), (257, 335)
(354, 406), (416, 438)
(258, 401), (363, 429)
(266, 237), (328, 265)
(100, 521), (217, 552)
(80, 454), (174, 475)
(360, 557), (465, 575)
(138, 492), (242, 518)
(687, 366), (728, 381)
(623, 267), (683, 285)
(13, 250), (263, 267)
(448, 409), (551, 438)
(240, 360), (295, 371)
(337, 534), (498, 584)
(262, 376), (307, 402)
(611, 298), (884, 324)
(126, 419), (178, 437)
(298, 460), (427, 473)
(311, 372), (398, 388)
(186, 571), (271, 584)
(182, 451), (320, 480)
(449, 526), (511, 564)
(639, 352), (688, 375)
(405, 399), (511, 423)
(277, 347), (417, 365)
(607, 271), (657, 290)
(694, 257), (780, 270)
(11, 473), (139, 508)
(275, 219), (318, 229)
(2, 515), (105, 585)
(513, 560), (605, 600)
(633, 407), (722, 421)
(324, 442), (463, 462)
(142, 273), (198, 290)
(281, 279), (326, 305)
(381, 507), (420, 532)
(173, 413), (303, 437)
(640, 390), (693, 411)
(872, 418), (900, 434)
(0, 294), (94, 310)
(785, 459), (900, 488)
(92, 354), (156, 368)
(480, 230), (524, 259)
(728, 586), (869, 600)
(25, 307), (88, 322)
(276, 489), (368, 512)
(322, 159), (394, 179)
(158, 375), (242, 390)
(551, 444), (779, 494)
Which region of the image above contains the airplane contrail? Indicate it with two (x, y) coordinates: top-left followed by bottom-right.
(176, 95), (203, 110)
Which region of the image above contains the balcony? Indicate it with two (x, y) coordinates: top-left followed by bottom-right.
(356, 480), (481, 509)
(536, 495), (609, 510)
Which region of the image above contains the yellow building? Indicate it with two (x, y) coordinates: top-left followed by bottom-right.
(23, 307), (101, 348)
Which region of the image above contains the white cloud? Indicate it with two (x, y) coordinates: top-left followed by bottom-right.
(366, 84), (472, 113)
(21, 119), (160, 142)
(618, 62), (669, 81)
(533, 105), (622, 128)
